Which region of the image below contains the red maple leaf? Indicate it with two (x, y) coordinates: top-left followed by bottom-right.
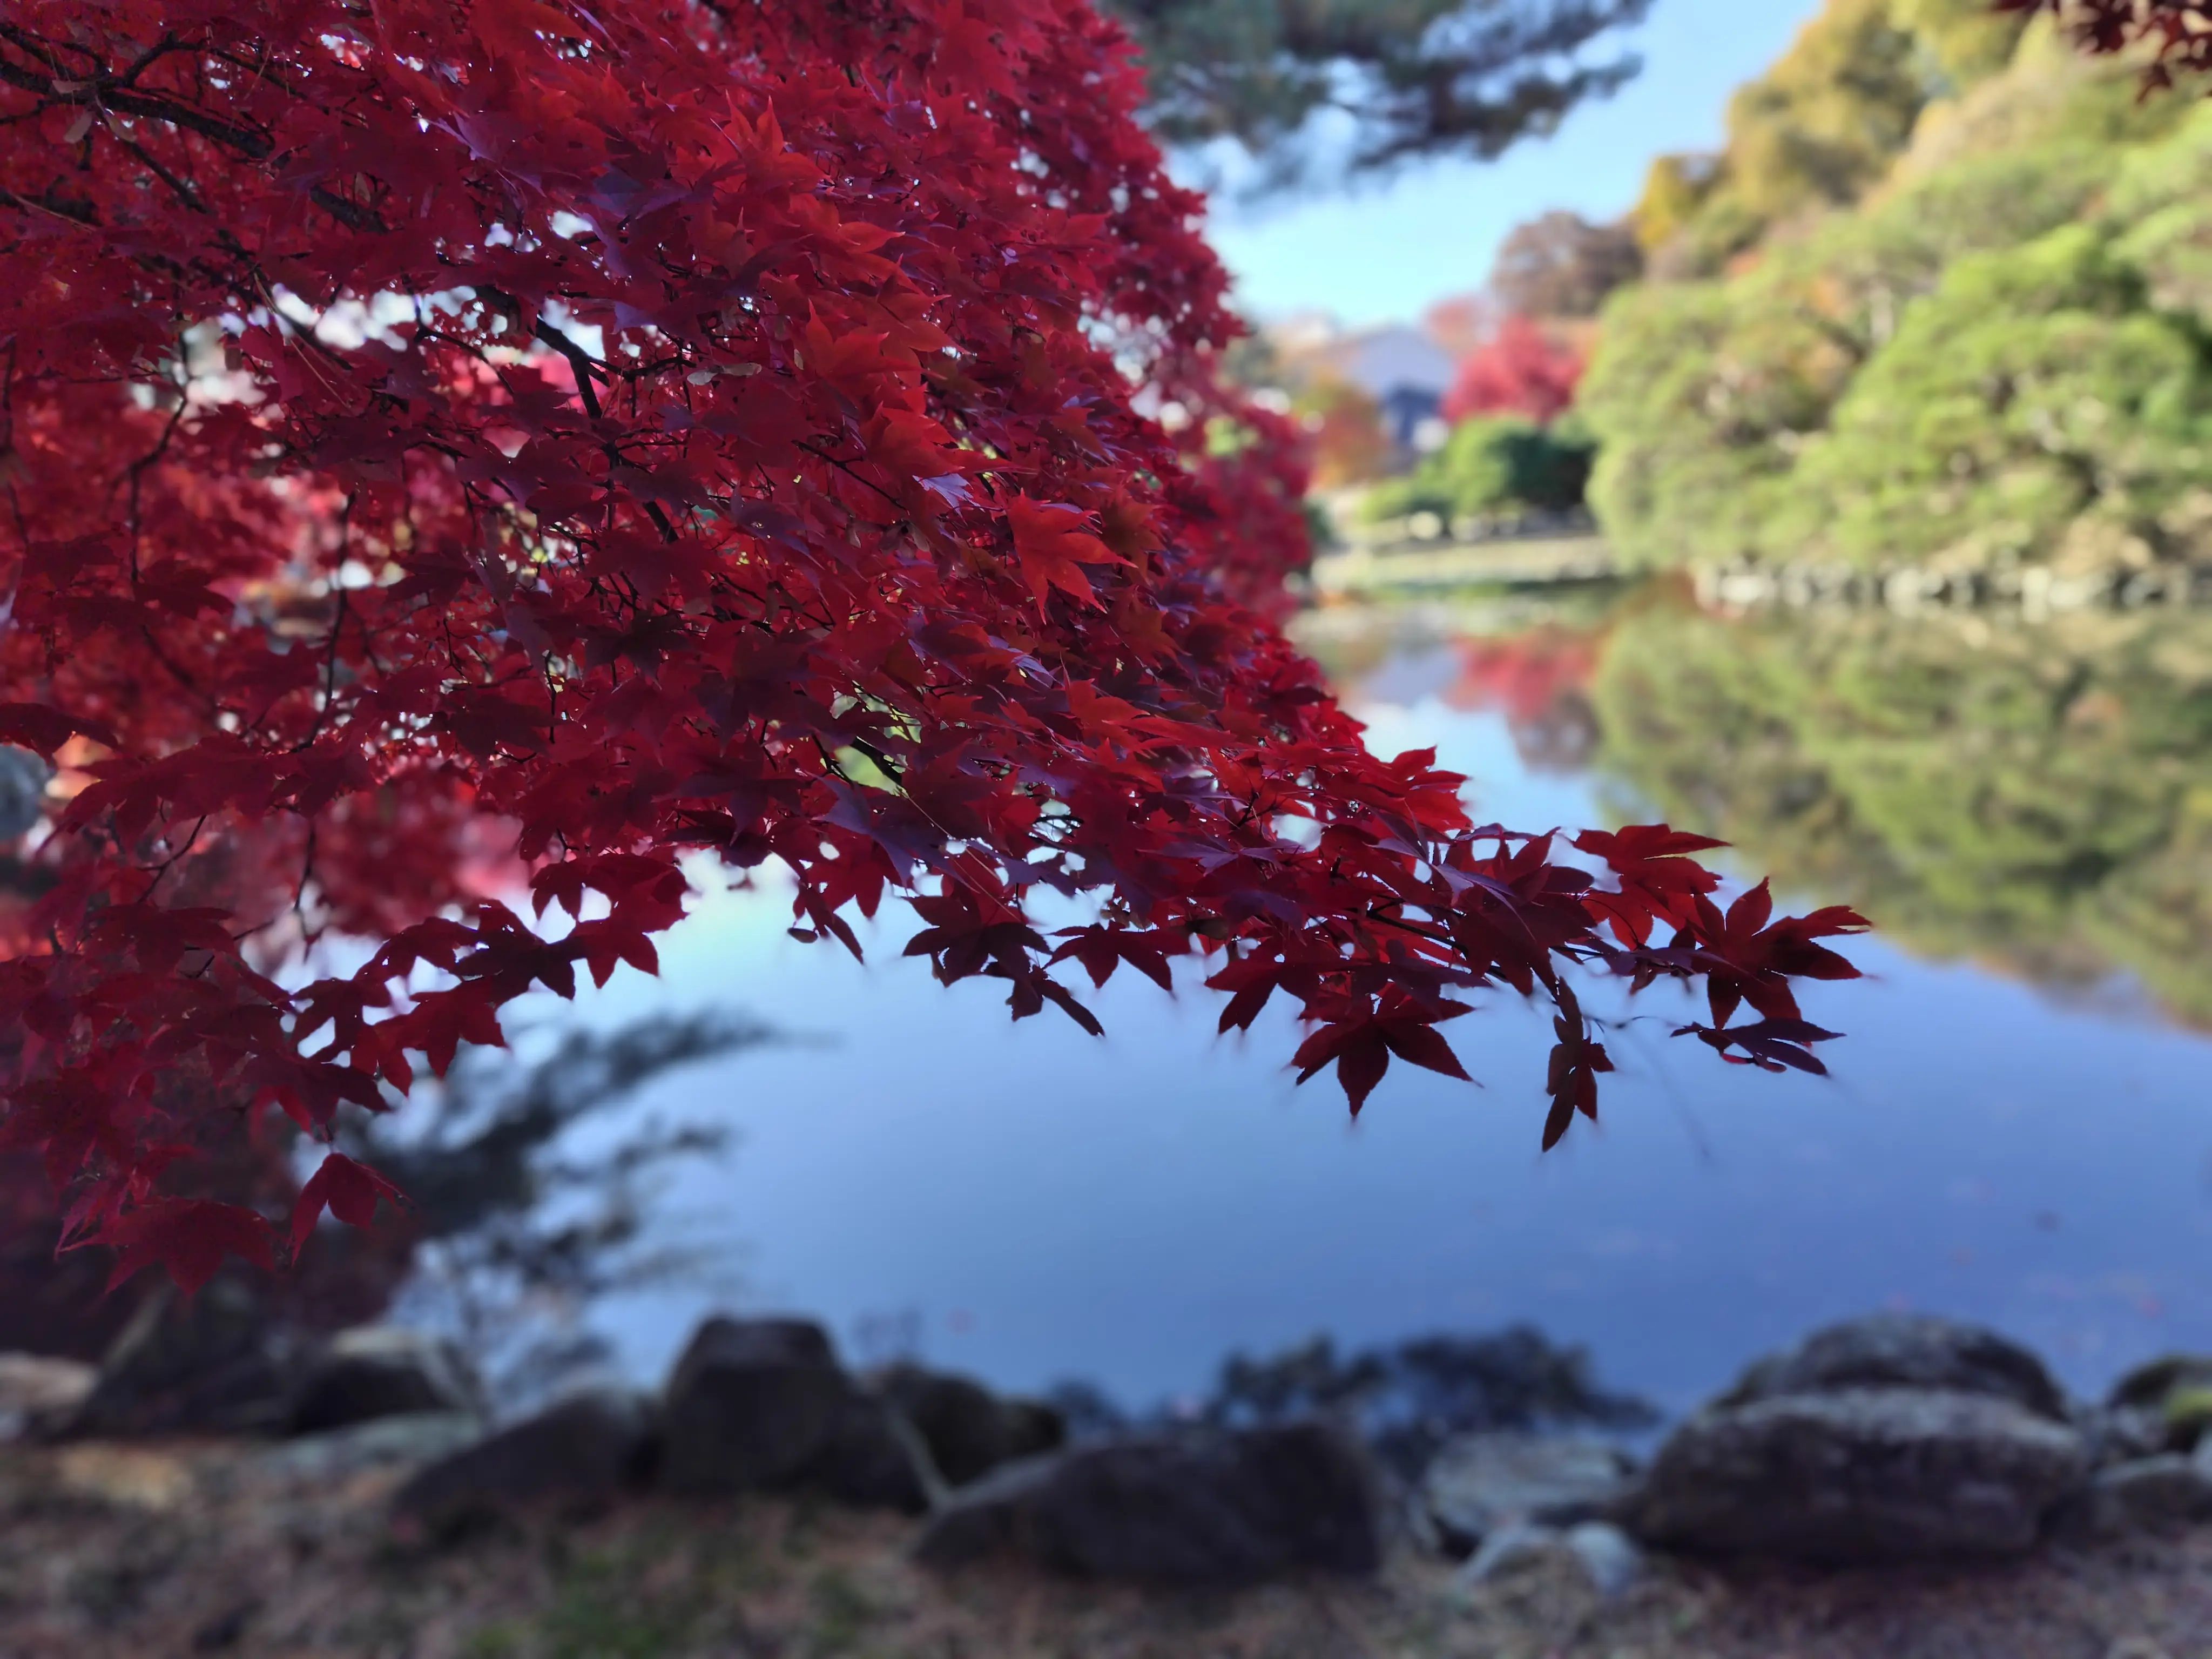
(1007, 495), (1120, 609)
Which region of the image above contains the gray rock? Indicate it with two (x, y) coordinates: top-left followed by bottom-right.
(807, 1394), (933, 1514)
(915, 1422), (1382, 1584)
(70, 1279), (301, 1438)
(2108, 1353), (2212, 1412)
(655, 1317), (933, 1509)
(286, 1327), (481, 1435)
(2080, 1404), (2171, 1468)
(0, 1353), (94, 1441)
(1721, 1313), (2068, 1421)
(2084, 1454), (2212, 1535)
(1421, 1432), (1636, 1556)
(1564, 1521), (1644, 1599)
(260, 1411), (485, 1484)
(392, 1390), (655, 1536)
(870, 1363), (1065, 1489)
(1630, 1387), (2089, 1562)
(2107, 1354), (2212, 1452)
(1003, 1398), (1067, 1457)
(659, 1316), (850, 1496)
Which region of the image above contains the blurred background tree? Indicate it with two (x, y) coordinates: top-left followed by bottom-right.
(1622, 0), (2033, 278)
(1488, 210), (1645, 319)
(1364, 413), (1596, 523)
(349, 1013), (766, 1402)
(1579, 0), (2212, 576)
(1142, 0), (2212, 572)
(1440, 313), (1586, 422)
(1112, 0), (1656, 186)
(1295, 377), (1400, 487)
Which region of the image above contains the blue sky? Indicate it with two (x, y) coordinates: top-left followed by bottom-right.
(1204, 0), (1826, 327)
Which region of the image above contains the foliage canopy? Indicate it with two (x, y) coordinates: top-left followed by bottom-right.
(1113, 0), (1655, 186)
(0, 0), (1858, 1292)
(1486, 210), (1643, 321)
(1582, 3), (2212, 573)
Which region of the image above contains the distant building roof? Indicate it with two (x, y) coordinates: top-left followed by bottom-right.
(1257, 314), (1459, 410)
(1332, 326), (1455, 400)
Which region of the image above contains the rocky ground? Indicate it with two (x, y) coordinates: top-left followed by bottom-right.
(2, 1434), (2211, 1659)
(12, 1301), (2212, 1659)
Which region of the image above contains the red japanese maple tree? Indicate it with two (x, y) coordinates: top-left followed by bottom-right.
(1440, 313), (1586, 426)
(0, 0), (1864, 1294)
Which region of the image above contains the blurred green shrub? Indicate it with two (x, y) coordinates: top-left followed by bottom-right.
(1363, 416), (1596, 526)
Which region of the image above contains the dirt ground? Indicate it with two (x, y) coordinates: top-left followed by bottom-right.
(3, 1439), (2210, 1659)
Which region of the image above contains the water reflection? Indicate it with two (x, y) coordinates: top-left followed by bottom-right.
(541, 592), (2212, 1421)
(1592, 603), (2212, 1028)
(1317, 596), (2212, 1028)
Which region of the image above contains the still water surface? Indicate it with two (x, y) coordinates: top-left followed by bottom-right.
(546, 595), (2212, 1415)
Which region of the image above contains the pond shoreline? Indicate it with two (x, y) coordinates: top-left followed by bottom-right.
(1300, 506), (2212, 619)
(1306, 530), (2212, 615)
(6, 1306), (2212, 1655)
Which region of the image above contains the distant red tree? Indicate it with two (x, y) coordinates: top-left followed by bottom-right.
(1441, 314), (1586, 425)
(0, 0), (1861, 1295)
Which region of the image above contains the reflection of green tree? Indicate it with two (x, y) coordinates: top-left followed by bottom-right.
(1590, 603), (2212, 1024)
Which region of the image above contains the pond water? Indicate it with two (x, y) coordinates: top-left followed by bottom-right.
(524, 591), (2212, 1417)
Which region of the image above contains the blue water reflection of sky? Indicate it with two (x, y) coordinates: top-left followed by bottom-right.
(554, 669), (2212, 1417)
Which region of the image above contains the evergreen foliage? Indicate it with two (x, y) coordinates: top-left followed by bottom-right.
(1786, 228), (2212, 569)
(1114, 0), (1654, 185)
(1582, 5), (2212, 572)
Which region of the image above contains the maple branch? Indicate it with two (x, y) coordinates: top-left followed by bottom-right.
(0, 184), (97, 227)
(532, 319), (607, 421)
(109, 130), (210, 216)
(115, 32), (191, 89)
(0, 51), (275, 159)
(121, 387), (190, 582)
(846, 736), (907, 784)
(136, 816), (208, 902)
(794, 439), (908, 512)
(294, 817), (318, 920)
(0, 28), (383, 231)
(0, 19), (91, 76)
(0, 0), (1863, 1303)
(294, 573), (353, 754)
